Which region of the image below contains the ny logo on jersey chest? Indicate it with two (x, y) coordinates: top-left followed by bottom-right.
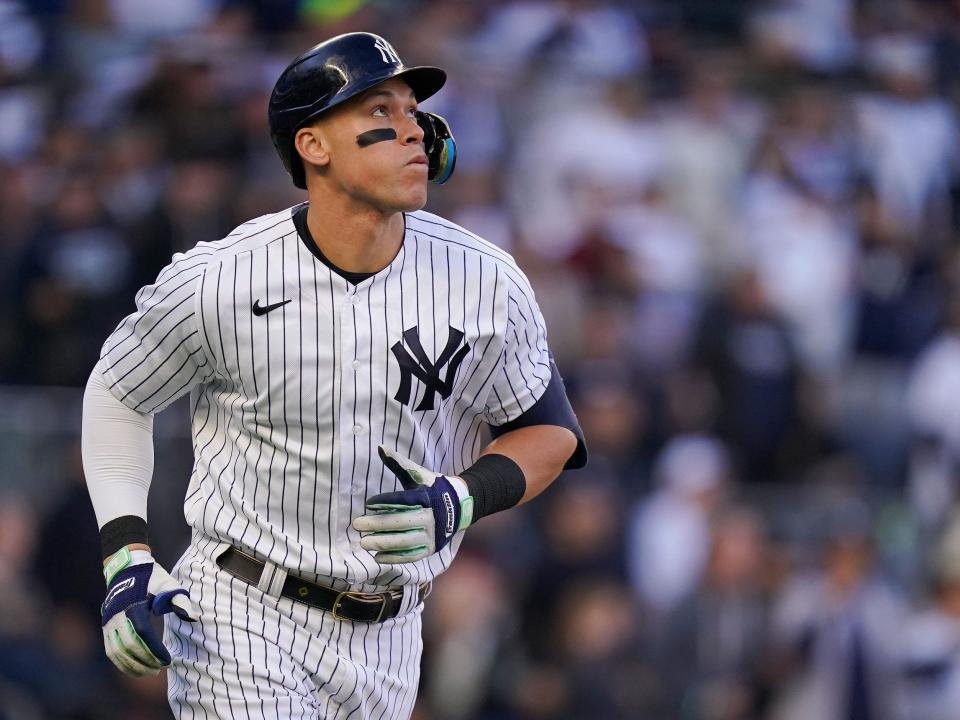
(391, 326), (470, 411)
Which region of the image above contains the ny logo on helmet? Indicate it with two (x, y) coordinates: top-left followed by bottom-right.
(373, 37), (401, 65)
(391, 326), (470, 411)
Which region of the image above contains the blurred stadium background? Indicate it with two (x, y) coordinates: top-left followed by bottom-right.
(3, 0), (960, 718)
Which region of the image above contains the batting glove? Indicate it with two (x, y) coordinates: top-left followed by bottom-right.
(352, 445), (475, 564)
(101, 547), (198, 677)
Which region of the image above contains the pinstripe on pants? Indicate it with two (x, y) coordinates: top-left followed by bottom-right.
(165, 538), (423, 719)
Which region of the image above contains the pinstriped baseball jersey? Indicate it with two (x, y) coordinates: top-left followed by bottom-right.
(96, 202), (551, 590)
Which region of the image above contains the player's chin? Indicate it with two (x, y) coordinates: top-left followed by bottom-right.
(394, 180), (428, 211)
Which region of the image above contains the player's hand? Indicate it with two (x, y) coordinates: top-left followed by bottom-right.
(352, 445), (475, 564)
(101, 547), (198, 677)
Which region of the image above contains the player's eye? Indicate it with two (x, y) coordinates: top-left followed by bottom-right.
(372, 106), (388, 117)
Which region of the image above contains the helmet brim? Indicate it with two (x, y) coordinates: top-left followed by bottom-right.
(396, 66), (447, 103)
(293, 64), (447, 131)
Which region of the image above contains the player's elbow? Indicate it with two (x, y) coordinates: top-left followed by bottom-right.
(523, 425), (579, 502)
(483, 424), (579, 501)
(547, 425), (578, 474)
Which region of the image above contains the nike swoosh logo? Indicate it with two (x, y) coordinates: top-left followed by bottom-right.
(252, 299), (291, 316)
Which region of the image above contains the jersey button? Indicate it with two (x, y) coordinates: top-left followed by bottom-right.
(351, 295), (361, 305)
(351, 359), (361, 370)
(353, 424), (364, 435)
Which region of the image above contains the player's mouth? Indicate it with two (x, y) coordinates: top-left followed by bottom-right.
(406, 155), (428, 167)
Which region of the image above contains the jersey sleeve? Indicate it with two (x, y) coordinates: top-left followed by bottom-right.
(484, 274), (553, 426)
(96, 250), (216, 414)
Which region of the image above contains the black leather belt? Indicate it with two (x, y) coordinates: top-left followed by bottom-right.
(216, 546), (430, 623)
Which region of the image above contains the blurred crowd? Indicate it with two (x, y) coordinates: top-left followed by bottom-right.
(4, 0), (960, 718)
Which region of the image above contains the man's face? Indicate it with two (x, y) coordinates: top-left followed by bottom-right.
(305, 77), (429, 213)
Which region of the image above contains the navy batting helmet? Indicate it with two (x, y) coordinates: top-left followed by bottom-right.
(268, 32), (447, 189)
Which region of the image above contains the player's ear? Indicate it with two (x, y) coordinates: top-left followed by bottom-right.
(294, 125), (331, 173)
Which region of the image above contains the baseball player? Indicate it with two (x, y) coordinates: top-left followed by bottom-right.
(82, 32), (586, 718)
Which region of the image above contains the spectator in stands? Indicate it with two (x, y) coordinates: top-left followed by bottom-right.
(742, 84), (859, 376)
(900, 509), (960, 720)
(656, 506), (773, 720)
(768, 498), (906, 720)
(627, 435), (730, 615)
(692, 269), (801, 482)
(855, 34), (958, 243)
(659, 53), (764, 281)
(513, 579), (654, 720)
(905, 291), (960, 527)
(15, 168), (137, 385)
(421, 552), (515, 720)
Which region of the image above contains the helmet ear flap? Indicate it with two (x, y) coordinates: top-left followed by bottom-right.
(415, 111), (456, 184)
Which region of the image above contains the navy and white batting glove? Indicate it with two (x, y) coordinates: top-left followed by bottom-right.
(101, 547), (198, 677)
(352, 445), (475, 564)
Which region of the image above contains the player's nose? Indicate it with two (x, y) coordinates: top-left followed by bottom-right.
(400, 115), (424, 146)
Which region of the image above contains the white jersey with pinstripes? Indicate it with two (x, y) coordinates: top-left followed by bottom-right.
(96, 203), (551, 591)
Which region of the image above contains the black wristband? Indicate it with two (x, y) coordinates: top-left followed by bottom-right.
(100, 515), (149, 561)
(459, 454), (526, 523)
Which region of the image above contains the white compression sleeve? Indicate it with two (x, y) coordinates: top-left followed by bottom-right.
(81, 369), (154, 529)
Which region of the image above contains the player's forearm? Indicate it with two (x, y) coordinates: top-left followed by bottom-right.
(478, 424), (577, 504)
(82, 369), (155, 557)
